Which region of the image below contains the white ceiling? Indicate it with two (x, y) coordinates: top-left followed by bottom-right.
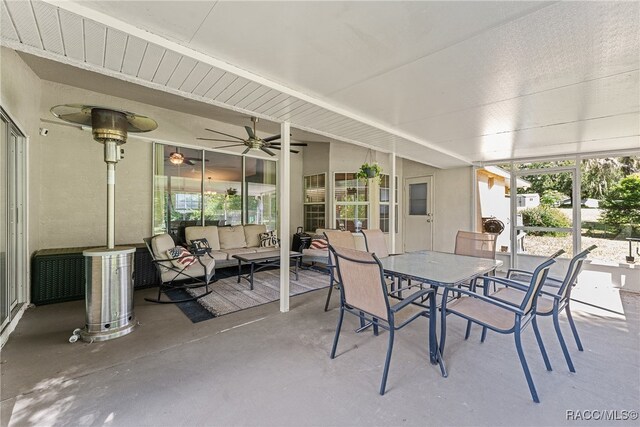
(2, 1), (638, 167)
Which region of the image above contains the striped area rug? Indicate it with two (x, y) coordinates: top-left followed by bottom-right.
(186, 268), (330, 318)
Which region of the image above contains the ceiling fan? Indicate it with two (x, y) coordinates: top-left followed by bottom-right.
(196, 117), (307, 156)
(166, 147), (207, 165)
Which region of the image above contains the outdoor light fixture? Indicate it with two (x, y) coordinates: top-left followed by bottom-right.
(169, 151), (185, 164)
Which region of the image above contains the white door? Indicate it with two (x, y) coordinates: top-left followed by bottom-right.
(404, 176), (433, 252)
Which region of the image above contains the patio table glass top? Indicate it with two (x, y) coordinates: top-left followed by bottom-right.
(379, 251), (503, 286)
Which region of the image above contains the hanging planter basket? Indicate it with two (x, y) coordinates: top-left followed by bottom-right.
(356, 162), (382, 181)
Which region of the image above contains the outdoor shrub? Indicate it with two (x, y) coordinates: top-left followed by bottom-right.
(521, 206), (571, 236)
(600, 174), (640, 236)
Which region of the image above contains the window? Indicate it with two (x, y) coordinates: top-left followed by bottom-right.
(380, 174), (398, 233)
(409, 183), (428, 215)
(153, 143), (277, 235)
(304, 173), (326, 232)
(335, 172), (368, 232)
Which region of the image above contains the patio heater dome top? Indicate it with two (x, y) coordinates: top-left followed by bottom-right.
(50, 104), (158, 144)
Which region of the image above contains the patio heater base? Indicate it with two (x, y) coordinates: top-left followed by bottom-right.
(70, 247), (137, 343)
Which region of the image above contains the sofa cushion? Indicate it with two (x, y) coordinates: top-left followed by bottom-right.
(221, 247), (258, 259)
(218, 226), (247, 249)
(185, 226), (221, 250)
(208, 251), (230, 262)
(243, 224), (267, 247)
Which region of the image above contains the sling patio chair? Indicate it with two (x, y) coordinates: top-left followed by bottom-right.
(144, 234), (215, 304)
(323, 230), (356, 312)
(329, 244), (446, 395)
(492, 245), (597, 372)
(439, 257), (556, 403)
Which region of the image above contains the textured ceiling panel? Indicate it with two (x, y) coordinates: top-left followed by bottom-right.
(224, 81), (260, 106)
(266, 98), (305, 118)
(57, 8), (83, 61)
(31, 1), (63, 54)
(179, 61), (211, 93)
(151, 49), (181, 85)
(136, 42), (164, 80)
(4, 0), (42, 48)
(191, 67), (225, 97)
(204, 72), (239, 99)
(214, 77), (252, 104)
(103, 28), (127, 71)
(252, 93), (289, 114)
(120, 35), (146, 75)
(233, 86), (273, 110)
(0, 2), (20, 42)
(165, 56), (197, 89)
(83, 19), (105, 66)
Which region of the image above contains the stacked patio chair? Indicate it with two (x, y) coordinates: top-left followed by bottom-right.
(492, 245), (597, 372)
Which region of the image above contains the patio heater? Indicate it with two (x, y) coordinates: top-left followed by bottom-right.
(50, 105), (158, 342)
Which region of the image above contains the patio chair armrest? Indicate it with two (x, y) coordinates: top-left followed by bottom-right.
(482, 276), (529, 292)
(442, 287), (524, 314)
(390, 289), (434, 313)
(542, 276), (563, 288)
(506, 268), (533, 279)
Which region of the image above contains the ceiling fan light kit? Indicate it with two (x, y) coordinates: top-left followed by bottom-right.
(51, 104), (157, 343)
(197, 116), (307, 156)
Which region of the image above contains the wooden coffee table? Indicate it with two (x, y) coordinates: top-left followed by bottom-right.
(232, 250), (304, 290)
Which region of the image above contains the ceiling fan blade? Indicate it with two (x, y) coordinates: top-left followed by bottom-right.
(269, 142), (308, 146)
(204, 128), (245, 141)
(184, 157), (210, 162)
(261, 147), (276, 156)
(244, 126), (255, 139)
(262, 134), (281, 143)
(270, 146), (301, 154)
(242, 147), (251, 155)
(185, 159), (195, 166)
(214, 143), (247, 149)
(196, 137), (241, 142)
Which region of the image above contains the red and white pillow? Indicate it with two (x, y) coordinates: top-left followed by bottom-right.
(167, 246), (196, 268)
(310, 238), (328, 250)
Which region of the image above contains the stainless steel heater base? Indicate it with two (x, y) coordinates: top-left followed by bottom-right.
(71, 247), (137, 343)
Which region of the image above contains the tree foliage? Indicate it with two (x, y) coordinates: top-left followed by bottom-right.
(600, 174), (640, 233)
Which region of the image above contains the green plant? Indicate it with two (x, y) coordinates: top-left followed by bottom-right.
(356, 162), (382, 180)
(521, 206), (571, 236)
(600, 174), (640, 235)
(540, 189), (566, 206)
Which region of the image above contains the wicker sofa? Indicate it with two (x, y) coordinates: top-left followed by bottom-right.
(184, 224), (277, 269)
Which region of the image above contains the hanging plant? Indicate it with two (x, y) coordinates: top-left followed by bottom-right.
(226, 187), (238, 196)
(356, 162), (383, 181)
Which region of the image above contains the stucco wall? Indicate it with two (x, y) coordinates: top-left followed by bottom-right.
(0, 47), (42, 258)
(35, 80), (303, 248)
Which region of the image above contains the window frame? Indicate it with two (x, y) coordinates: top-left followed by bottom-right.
(333, 171), (370, 231)
(303, 172), (327, 232)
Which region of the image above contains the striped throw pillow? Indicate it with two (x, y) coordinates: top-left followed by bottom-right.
(167, 246), (196, 268)
(310, 238), (328, 250)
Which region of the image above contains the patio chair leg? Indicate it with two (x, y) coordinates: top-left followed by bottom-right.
(553, 309), (575, 373)
(515, 326), (540, 403)
(324, 283), (334, 312)
(330, 307), (344, 359)
(532, 316), (553, 371)
(464, 321), (472, 340)
(380, 328), (395, 395)
(373, 318), (379, 336)
(480, 326), (487, 343)
(439, 304), (448, 358)
(565, 305), (584, 351)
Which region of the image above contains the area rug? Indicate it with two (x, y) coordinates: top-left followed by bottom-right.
(171, 267), (329, 322)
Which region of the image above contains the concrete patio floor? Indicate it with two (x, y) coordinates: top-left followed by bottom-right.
(1, 279), (639, 427)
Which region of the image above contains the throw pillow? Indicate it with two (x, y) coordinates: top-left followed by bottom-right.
(259, 231), (279, 248)
(309, 238), (328, 250)
(190, 238), (211, 255)
(166, 246), (196, 268)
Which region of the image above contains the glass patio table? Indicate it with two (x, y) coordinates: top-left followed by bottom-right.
(379, 250), (503, 289)
(379, 251), (503, 370)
